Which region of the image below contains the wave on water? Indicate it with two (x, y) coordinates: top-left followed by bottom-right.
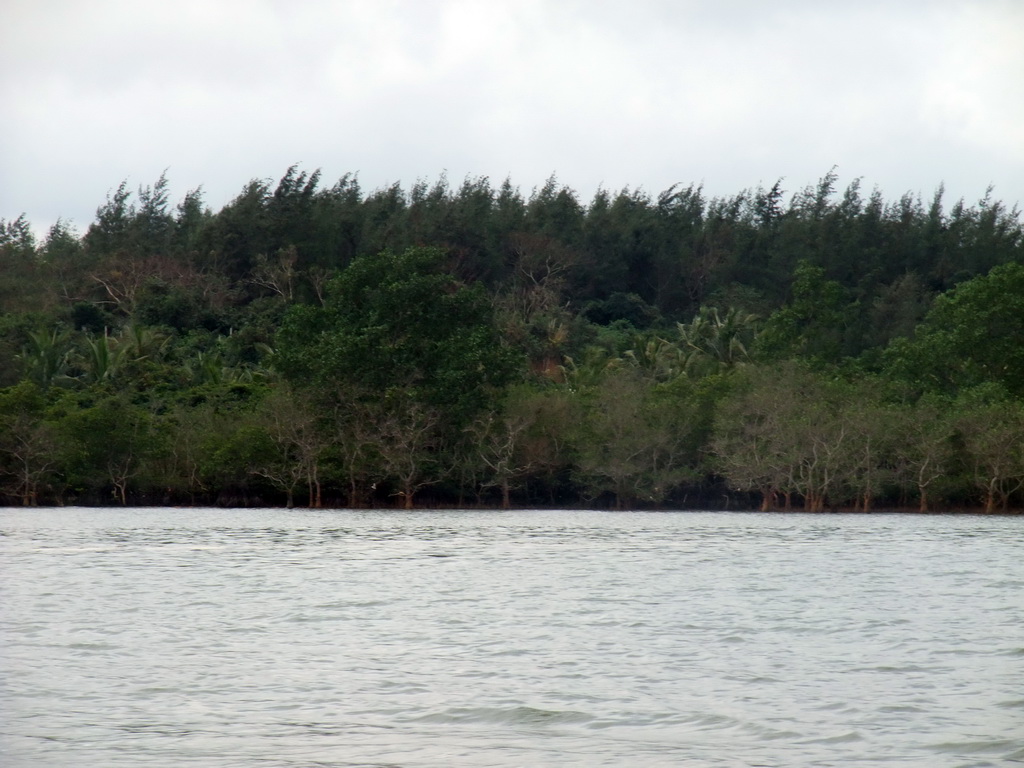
(410, 705), (594, 727)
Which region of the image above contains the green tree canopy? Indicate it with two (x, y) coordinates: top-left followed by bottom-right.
(883, 262), (1024, 397)
(276, 246), (520, 423)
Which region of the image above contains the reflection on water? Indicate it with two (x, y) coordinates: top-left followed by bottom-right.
(1, 508), (1021, 767)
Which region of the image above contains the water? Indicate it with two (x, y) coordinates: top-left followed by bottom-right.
(1, 508), (1021, 767)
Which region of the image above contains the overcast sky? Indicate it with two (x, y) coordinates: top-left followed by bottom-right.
(3, 0), (1022, 237)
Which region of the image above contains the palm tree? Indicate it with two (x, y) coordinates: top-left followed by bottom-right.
(18, 329), (74, 389)
(623, 333), (685, 382)
(119, 322), (169, 361)
(560, 346), (622, 391)
(677, 306), (759, 375)
(81, 329), (125, 384)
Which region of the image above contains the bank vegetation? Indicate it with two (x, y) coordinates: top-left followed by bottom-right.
(1, 168), (1022, 511)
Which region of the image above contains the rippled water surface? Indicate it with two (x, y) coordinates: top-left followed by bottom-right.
(1, 508), (1022, 767)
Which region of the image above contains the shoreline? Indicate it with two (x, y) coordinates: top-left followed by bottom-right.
(3, 503), (1021, 515)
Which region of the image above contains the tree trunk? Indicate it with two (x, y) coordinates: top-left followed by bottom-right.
(307, 474), (322, 508)
(984, 491), (995, 514)
(806, 492), (825, 512)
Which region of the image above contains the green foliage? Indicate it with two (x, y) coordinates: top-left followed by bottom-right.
(17, 328), (75, 390)
(954, 389), (1024, 512)
(676, 306), (759, 376)
(51, 393), (165, 503)
(756, 261), (852, 365)
(883, 263), (1024, 397)
(571, 369), (679, 506)
(3, 168), (1024, 508)
(277, 246), (520, 423)
(0, 215), (48, 314)
(0, 382), (57, 505)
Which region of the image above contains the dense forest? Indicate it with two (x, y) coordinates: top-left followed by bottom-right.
(1, 167), (1023, 511)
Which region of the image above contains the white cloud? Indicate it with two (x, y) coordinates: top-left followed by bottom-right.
(2, 0), (1021, 236)
(921, 3), (1024, 166)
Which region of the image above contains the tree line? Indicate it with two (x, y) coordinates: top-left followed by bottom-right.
(1, 168), (1022, 510)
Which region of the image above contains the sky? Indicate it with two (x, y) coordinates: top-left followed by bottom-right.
(2, 0), (1023, 238)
